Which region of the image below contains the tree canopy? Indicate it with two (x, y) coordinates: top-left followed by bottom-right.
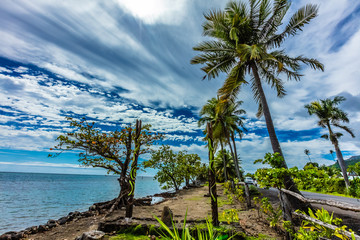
(50, 117), (163, 208)
(50, 117), (163, 175)
(191, 0), (323, 210)
(143, 145), (203, 191)
(305, 96), (355, 188)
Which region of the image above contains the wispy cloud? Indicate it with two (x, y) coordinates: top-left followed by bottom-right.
(0, 0), (359, 174)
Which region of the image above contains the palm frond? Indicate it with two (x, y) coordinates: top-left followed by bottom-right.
(267, 4), (319, 47)
(191, 52), (237, 80)
(257, 0), (272, 28)
(334, 132), (343, 139)
(260, 0), (290, 43)
(258, 63), (286, 97)
(333, 123), (355, 138)
(321, 134), (329, 140)
(218, 64), (248, 99)
(294, 56), (324, 71)
(193, 40), (235, 53)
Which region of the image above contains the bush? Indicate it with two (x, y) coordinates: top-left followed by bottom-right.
(248, 185), (260, 196)
(347, 179), (360, 197)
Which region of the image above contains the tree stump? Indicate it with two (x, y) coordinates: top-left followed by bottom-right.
(161, 206), (173, 226)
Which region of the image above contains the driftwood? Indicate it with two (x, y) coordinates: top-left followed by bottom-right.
(293, 212), (360, 240)
(280, 188), (360, 212)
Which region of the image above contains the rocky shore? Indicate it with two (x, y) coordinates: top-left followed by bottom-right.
(0, 193), (172, 240)
(0, 185), (286, 240)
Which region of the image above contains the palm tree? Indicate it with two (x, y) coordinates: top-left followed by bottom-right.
(305, 96), (355, 188)
(304, 149), (311, 162)
(191, 0), (323, 208)
(330, 150), (336, 161)
(214, 150), (238, 182)
(199, 98), (246, 181)
(199, 98), (229, 181)
(218, 99), (247, 180)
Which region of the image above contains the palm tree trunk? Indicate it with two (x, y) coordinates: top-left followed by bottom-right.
(326, 123), (350, 188)
(227, 135), (240, 179)
(334, 142), (350, 188)
(220, 139), (228, 182)
(251, 62), (310, 211)
(207, 123), (219, 226)
(251, 63), (284, 160)
(330, 152), (335, 161)
(231, 133), (242, 181)
(231, 132), (250, 208)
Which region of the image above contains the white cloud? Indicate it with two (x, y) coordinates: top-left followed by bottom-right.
(115, 0), (189, 25)
(0, 0), (360, 173)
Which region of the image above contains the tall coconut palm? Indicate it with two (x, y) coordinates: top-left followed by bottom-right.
(199, 98), (229, 181)
(305, 96), (355, 188)
(304, 149), (311, 162)
(199, 98), (246, 181)
(214, 149), (238, 182)
(219, 99), (247, 180)
(191, 0), (323, 209)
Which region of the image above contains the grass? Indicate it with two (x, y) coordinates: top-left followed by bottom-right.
(245, 233), (277, 240)
(187, 196), (203, 201)
(217, 198), (232, 207)
(109, 233), (149, 240)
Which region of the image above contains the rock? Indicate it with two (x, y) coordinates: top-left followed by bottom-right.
(46, 219), (57, 228)
(89, 205), (97, 211)
(67, 211), (81, 221)
(58, 216), (69, 225)
(25, 226), (38, 234)
(160, 206), (173, 227)
(0, 234), (11, 240)
(37, 225), (48, 233)
(68, 211), (81, 217)
(0, 231), (24, 240)
(81, 211), (93, 217)
(75, 230), (105, 240)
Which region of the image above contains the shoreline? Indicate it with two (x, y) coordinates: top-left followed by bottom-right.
(5, 185), (358, 239)
(0, 188), (179, 239)
(0, 172), (164, 236)
(2, 184), (285, 240)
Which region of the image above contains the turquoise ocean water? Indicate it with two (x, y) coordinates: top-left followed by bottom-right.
(0, 172), (162, 234)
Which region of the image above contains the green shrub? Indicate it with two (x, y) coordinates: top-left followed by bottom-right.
(248, 185), (260, 196)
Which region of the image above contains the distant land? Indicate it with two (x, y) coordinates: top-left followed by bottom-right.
(330, 155), (360, 169)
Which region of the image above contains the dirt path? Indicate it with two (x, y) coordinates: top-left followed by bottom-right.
(26, 185), (282, 240)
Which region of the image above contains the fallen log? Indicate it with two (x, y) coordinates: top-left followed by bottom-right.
(280, 188), (360, 212)
(293, 212), (360, 240)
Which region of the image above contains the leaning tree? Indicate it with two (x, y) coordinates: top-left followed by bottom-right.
(191, 0), (324, 210)
(50, 117), (163, 214)
(305, 96), (355, 188)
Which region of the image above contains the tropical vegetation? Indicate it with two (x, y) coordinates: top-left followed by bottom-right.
(50, 117), (162, 214)
(44, 0), (360, 239)
(191, 0), (324, 210)
(305, 96), (355, 188)
(199, 97), (246, 181)
(143, 145), (203, 191)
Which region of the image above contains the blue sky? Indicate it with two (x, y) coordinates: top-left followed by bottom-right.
(0, 0), (359, 175)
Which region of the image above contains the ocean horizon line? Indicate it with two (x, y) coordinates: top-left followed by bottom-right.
(0, 171), (155, 178)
